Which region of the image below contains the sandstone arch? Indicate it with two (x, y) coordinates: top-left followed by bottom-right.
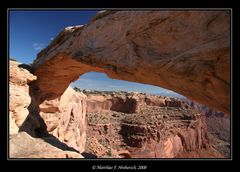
(32, 11), (230, 114)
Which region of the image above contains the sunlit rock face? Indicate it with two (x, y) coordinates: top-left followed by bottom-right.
(9, 60), (37, 135)
(9, 60), (86, 158)
(10, 132), (83, 158)
(86, 94), (139, 114)
(33, 11), (230, 114)
(85, 92), (184, 114)
(39, 86), (87, 152)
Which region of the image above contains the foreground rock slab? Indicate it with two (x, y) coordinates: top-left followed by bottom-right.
(9, 132), (83, 158)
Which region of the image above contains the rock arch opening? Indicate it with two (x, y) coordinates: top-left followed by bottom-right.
(29, 10), (230, 157)
(32, 10), (230, 114)
(10, 10), (230, 158)
(71, 71), (184, 114)
(72, 72), (184, 97)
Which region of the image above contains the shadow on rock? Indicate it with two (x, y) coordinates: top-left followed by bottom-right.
(18, 80), (79, 154)
(81, 152), (98, 158)
(18, 63), (34, 74)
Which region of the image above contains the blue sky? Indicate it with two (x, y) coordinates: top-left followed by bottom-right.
(9, 10), (184, 97)
(70, 72), (184, 97)
(9, 10), (98, 64)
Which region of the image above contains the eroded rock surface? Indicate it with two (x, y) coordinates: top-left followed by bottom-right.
(38, 86), (87, 152)
(9, 60), (86, 158)
(9, 61), (36, 135)
(10, 132), (83, 158)
(84, 92), (223, 158)
(33, 11), (230, 114)
(182, 99), (230, 158)
(85, 92), (183, 114)
(86, 94), (138, 114)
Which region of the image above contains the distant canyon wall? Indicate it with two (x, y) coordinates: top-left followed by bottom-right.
(121, 116), (209, 158)
(86, 94), (139, 113)
(85, 93), (183, 114)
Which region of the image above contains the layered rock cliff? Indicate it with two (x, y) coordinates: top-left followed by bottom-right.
(86, 94), (139, 113)
(84, 92), (223, 158)
(182, 99), (230, 157)
(32, 11), (230, 114)
(85, 92), (183, 114)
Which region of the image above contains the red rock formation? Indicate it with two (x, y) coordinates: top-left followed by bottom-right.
(121, 113), (208, 158)
(32, 11), (230, 114)
(145, 95), (183, 107)
(86, 94), (139, 113)
(85, 93), (216, 158)
(39, 86), (87, 152)
(9, 60), (86, 157)
(85, 92), (185, 114)
(181, 98), (230, 157)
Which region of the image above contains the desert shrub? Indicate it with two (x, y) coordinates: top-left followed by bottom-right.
(10, 57), (17, 61)
(73, 87), (81, 92)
